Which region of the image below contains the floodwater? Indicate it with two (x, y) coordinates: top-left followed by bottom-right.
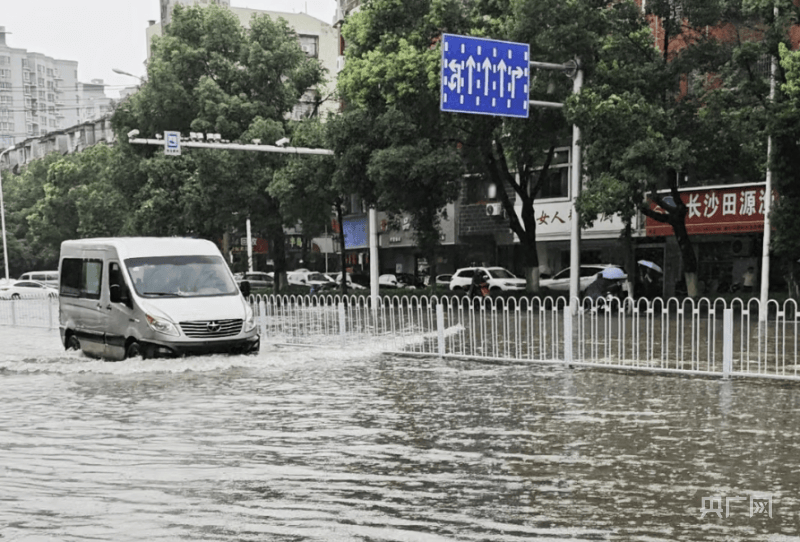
(2, 327), (800, 541)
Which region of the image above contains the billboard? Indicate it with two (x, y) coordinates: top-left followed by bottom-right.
(645, 184), (770, 236)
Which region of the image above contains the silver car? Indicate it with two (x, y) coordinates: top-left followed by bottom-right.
(540, 264), (626, 292)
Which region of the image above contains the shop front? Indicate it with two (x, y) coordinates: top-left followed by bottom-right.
(644, 182), (770, 297)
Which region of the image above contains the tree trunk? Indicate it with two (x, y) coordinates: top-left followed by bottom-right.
(270, 226), (288, 293)
(519, 228), (540, 293)
(336, 201), (348, 296)
(621, 220), (636, 301)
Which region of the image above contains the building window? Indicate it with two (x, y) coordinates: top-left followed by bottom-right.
(0, 69), (10, 78)
(0, 56), (10, 65)
(534, 147), (570, 200)
(299, 35), (319, 57)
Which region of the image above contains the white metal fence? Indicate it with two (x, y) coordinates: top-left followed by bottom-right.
(0, 295), (59, 329)
(252, 293), (800, 381)
(5, 292), (799, 381)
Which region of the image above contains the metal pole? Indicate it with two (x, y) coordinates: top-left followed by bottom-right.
(0, 145), (15, 283)
(369, 207), (380, 308)
(246, 218), (253, 273)
(759, 7), (778, 322)
(568, 63), (583, 314)
(128, 137), (334, 156)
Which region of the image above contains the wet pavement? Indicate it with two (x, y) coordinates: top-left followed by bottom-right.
(1, 326), (799, 541)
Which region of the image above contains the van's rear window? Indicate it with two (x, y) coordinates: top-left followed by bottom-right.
(125, 255), (237, 298)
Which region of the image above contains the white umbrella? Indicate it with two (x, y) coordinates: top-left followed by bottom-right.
(637, 260), (663, 273)
(600, 267), (626, 279)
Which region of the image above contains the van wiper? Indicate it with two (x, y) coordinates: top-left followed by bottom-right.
(143, 291), (180, 297)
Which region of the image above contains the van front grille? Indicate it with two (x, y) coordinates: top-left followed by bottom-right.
(180, 319), (243, 338)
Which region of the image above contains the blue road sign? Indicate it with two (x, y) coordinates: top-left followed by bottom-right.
(165, 131), (181, 156)
(440, 34), (530, 118)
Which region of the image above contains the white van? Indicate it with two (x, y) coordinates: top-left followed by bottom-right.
(58, 237), (259, 360)
(19, 270), (59, 288)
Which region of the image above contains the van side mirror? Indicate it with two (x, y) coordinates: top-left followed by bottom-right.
(110, 283), (132, 308)
(110, 284), (122, 303)
(240, 280), (251, 297)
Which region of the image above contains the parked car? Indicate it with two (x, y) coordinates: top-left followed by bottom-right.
(236, 271), (273, 290)
(0, 280), (58, 299)
(379, 273), (425, 289)
(539, 264), (627, 293)
(434, 274), (453, 286)
(331, 272), (368, 290)
(288, 270), (336, 289)
(449, 267), (526, 292)
(18, 270), (59, 288)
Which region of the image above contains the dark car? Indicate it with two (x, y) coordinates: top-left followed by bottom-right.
(236, 272), (273, 290)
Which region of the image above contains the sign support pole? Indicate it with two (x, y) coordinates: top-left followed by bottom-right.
(568, 63), (583, 314)
(759, 6), (778, 324)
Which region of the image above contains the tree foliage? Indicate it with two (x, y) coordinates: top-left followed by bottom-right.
(567, 0), (782, 296)
(111, 4), (326, 282)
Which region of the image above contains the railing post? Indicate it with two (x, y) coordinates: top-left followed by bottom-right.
(563, 307), (573, 365)
(258, 296), (267, 338)
(436, 302), (445, 359)
(723, 308), (733, 378)
(338, 301), (347, 348)
(11, 297), (17, 326)
(48, 297), (54, 329)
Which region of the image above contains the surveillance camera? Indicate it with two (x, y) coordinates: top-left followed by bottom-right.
(275, 137), (290, 147)
(155, 133), (163, 139)
(251, 139), (261, 145)
(127, 129), (140, 138)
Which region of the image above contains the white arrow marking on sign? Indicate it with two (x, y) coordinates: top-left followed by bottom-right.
(510, 66), (524, 99)
(496, 59), (507, 98)
(448, 59), (463, 92)
(482, 58), (492, 96)
(466, 56), (476, 94)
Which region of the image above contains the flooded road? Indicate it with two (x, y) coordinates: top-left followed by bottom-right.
(1, 328), (799, 541)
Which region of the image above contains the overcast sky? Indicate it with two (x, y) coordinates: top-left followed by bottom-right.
(2, 0), (336, 98)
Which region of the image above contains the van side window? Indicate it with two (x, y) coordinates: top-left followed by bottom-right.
(60, 258), (103, 299)
(60, 259), (82, 297)
(83, 261), (102, 299)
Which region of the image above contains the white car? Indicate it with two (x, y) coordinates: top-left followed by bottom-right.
(539, 264), (626, 292)
(287, 270), (335, 289)
(0, 280), (59, 299)
(449, 267), (526, 292)
(331, 272), (368, 290)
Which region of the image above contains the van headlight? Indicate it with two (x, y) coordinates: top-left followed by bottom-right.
(146, 313), (180, 337)
(244, 305), (256, 333)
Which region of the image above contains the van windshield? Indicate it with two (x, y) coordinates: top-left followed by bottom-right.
(125, 255), (238, 298)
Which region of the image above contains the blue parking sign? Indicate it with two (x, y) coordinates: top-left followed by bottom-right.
(165, 131), (181, 156)
(441, 34), (530, 118)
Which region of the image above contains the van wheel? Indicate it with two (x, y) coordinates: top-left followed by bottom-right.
(125, 341), (146, 360)
(11, 293), (20, 300)
(66, 335), (80, 351)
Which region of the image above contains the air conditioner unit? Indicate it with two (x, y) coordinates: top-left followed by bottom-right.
(486, 202), (504, 217)
(336, 55), (346, 72)
(731, 238), (752, 256)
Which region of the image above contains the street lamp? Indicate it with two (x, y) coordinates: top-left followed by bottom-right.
(112, 67), (145, 82)
(0, 144), (16, 283)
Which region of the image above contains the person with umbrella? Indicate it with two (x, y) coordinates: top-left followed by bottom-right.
(637, 260), (663, 299)
(585, 267), (625, 303)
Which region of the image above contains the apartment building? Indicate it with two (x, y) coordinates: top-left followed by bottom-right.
(146, 0), (339, 120)
(0, 26), (80, 148)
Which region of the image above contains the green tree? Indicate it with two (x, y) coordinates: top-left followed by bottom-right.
(3, 145), (129, 274)
(337, 0), (668, 292)
(569, 0), (775, 297)
(112, 4), (326, 289)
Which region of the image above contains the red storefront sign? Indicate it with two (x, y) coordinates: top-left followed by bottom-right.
(646, 184), (770, 236)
